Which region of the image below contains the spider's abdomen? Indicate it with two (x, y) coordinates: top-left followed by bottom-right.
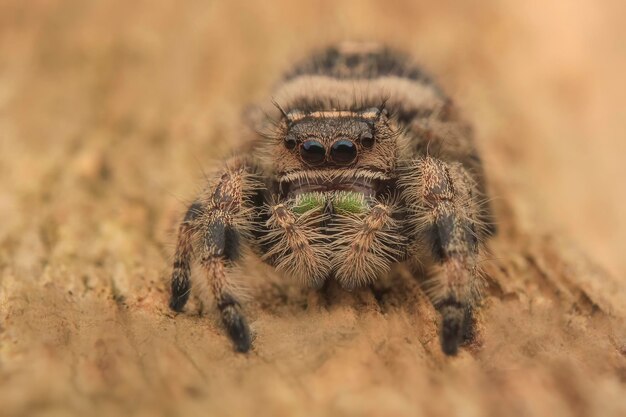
(284, 42), (432, 82)
(273, 42), (449, 125)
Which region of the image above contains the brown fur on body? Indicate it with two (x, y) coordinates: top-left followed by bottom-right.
(169, 42), (495, 355)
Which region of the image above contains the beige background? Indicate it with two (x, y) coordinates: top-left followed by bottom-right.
(0, 1), (625, 416)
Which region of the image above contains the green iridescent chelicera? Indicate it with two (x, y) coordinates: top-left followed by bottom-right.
(292, 193), (326, 214)
(291, 191), (369, 215)
(332, 191), (368, 214)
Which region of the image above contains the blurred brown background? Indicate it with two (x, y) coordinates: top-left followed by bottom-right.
(0, 1), (625, 416)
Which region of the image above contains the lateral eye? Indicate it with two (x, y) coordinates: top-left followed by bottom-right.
(284, 135), (297, 150)
(360, 131), (374, 148)
(300, 140), (326, 165)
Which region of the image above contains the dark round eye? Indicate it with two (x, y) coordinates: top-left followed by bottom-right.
(330, 139), (357, 164)
(360, 131), (375, 148)
(284, 135), (297, 150)
(300, 140), (326, 165)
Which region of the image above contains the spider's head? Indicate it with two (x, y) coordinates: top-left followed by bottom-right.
(272, 106), (398, 196)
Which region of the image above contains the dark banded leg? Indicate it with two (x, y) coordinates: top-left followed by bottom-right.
(202, 255), (250, 353)
(169, 201), (203, 311)
(400, 157), (483, 355)
(169, 159), (259, 353)
(200, 166), (253, 352)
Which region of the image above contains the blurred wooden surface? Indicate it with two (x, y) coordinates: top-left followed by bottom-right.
(1, 1), (625, 416)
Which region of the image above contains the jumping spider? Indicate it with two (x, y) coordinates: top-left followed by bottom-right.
(169, 43), (495, 355)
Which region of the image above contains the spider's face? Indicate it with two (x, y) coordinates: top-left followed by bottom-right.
(274, 107), (398, 196)
(286, 115), (372, 167)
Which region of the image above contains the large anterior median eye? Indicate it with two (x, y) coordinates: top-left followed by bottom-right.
(330, 139), (357, 164)
(300, 140), (326, 165)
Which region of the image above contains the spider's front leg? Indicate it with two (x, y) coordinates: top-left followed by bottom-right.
(399, 157), (484, 355)
(332, 202), (406, 289)
(261, 202), (331, 288)
(169, 158), (262, 353)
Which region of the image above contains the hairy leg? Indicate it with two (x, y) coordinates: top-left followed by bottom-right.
(169, 158), (261, 352)
(400, 157), (484, 355)
(169, 201), (203, 311)
(332, 202), (405, 289)
(261, 204), (331, 287)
